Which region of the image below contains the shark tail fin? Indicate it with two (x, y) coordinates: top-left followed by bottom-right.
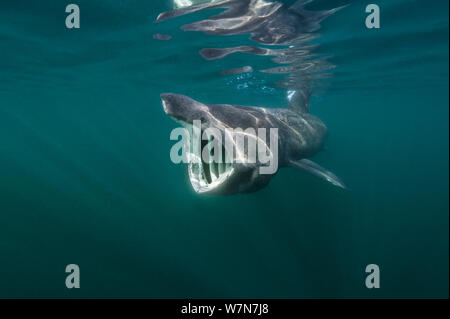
(290, 159), (347, 189)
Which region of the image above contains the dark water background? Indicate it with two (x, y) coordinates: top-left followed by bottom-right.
(0, 0), (448, 297)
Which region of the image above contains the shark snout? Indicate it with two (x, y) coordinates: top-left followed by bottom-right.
(160, 93), (178, 116)
(160, 93), (204, 124)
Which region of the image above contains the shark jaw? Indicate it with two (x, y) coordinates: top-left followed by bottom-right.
(172, 117), (236, 194)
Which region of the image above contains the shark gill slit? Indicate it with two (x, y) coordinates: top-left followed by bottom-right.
(201, 133), (212, 184)
(197, 131), (231, 186)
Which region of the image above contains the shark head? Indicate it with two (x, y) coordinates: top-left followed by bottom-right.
(161, 93), (213, 128)
(161, 93), (275, 195)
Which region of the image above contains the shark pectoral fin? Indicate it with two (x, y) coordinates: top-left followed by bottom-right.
(290, 159), (347, 189)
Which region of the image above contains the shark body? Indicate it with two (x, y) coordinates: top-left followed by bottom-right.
(161, 93), (345, 195)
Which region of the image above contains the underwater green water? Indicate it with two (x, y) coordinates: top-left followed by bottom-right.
(0, 0), (448, 298)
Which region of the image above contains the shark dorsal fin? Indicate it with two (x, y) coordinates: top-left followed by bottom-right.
(288, 89), (310, 113)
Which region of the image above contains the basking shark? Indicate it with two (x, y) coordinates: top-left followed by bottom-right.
(161, 93), (346, 195)
(157, 0), (347, 195)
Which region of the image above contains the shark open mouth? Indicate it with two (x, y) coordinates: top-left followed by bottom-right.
(175, 119), (235, 194)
